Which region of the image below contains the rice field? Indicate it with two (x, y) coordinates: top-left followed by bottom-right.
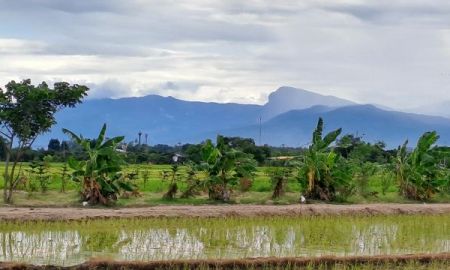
(0, 214), (448, 266)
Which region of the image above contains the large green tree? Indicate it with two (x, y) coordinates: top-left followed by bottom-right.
(0, 79), (88, 203)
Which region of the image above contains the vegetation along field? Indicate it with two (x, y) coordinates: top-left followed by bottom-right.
(0, 118), (448, 207)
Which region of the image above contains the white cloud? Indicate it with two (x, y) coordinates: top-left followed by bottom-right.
(0, 38), (47, 54)
(0, 0), (449, 111)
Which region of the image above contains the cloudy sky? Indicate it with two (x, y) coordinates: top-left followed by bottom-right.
(1, 0), (450, 109)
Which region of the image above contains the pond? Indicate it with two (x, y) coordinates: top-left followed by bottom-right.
(0, 214), (448, 266)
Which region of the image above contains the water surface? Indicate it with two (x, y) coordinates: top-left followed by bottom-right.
(0, 215), (448, 266)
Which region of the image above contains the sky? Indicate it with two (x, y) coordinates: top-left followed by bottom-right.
(0, 0), (450, 110)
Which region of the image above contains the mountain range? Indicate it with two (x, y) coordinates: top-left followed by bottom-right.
(36, 86), (450, 148)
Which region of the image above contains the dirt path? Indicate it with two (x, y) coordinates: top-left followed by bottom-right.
(0, 203), (449, 221)
(2, 253), (449, 269)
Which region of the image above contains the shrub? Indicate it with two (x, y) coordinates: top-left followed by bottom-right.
(396, 131), (447, 201)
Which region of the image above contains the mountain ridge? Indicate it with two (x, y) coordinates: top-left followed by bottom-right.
(35, 87), (450, 148)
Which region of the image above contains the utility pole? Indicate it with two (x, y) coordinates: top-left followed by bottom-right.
(259, 116), (262, 146)
(145, 133), (148, 145)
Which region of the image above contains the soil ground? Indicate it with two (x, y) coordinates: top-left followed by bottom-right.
(1, 253), (449, 270)
(0, 203), (449, 221)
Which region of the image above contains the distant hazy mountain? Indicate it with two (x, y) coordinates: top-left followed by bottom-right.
(408, 101), (450, 119)
(35, 87), (450, 148)
(45, 95), (261, 146)
(216, 105), (450, 148)
(261, 86), (356, 119)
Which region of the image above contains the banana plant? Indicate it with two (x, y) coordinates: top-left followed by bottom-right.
(200, 135), (256, 202)
(298, 118), (349, 201)
(63, 124), (136, 205)
(396, 131), (447, 200)
(162, 164), (180, 200)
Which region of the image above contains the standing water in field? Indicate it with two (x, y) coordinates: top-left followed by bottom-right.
(0, 215), (448, 266)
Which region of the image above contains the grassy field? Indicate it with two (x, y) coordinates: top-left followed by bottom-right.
(0, 162), (448, 206)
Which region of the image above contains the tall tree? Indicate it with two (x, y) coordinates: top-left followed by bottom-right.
(48, 138), (61, 152)
(0, 79), (88, 203)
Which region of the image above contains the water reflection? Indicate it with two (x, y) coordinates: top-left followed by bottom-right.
(0, 218), (448, 266)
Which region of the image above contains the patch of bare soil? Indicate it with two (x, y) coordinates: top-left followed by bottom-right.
(1, 253), (449, 270)
(0, 203), (449, 221)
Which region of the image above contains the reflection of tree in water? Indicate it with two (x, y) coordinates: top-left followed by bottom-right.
(352, 223), (399, 255)
(82, 230), (120, 254)
(0, 216), (448, 266)
(0, 231), (83, 265)
(118, 229), (204, 261)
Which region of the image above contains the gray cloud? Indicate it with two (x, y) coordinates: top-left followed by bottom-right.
(320, 1), (450, 26)
(0, 0), (449, 111)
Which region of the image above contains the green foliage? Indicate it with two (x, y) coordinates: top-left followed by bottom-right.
(60, 162), (69, 193)
(298, 118), (353, 201)
(162, 164), (181, 200)
(269, 165), (294, 199)
(0, 80), (88, 144)
(141, 169), (150, 189)
(200, 135), (257, 201)
(48, 139), (61, 153)
(336, 134), (391, 163)
(396, 131), (448, 201)
(0, 79), (88, 203)
(180, 162), (202, 198)
(222, 136), (271, 164)
(63, 124), (136, 205)
(28, 158), (51, 193)
(379, 166), (395, 196)
(351, 162), (378, 197)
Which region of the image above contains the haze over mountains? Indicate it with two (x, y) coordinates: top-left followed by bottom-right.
(409, 101), (450, 119)
(37, 87), (450, 149)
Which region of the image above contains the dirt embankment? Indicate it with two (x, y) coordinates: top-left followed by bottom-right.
(0, 203), (449, 221)
(1, 253), (449, 270)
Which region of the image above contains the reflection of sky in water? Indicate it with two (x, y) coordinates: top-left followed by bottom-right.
(0, 223), (448, 266)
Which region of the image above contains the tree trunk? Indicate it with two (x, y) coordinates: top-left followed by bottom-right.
(208, 183), (231, 202)
(181, 181), (200, 198)
(4, 139), (27, 204)
(306, 182), (335, 201)
(3, 153), (10, 203)
(163, 183), (178, 200)
(3, 141), (12, 204)
(271, 176), (285, 199)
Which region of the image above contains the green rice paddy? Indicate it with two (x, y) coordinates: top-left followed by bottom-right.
(0, 214), (448, 266)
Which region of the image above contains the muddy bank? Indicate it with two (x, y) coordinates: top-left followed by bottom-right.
(0, 203), (449, 221)
(1, 253), (449, 270)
